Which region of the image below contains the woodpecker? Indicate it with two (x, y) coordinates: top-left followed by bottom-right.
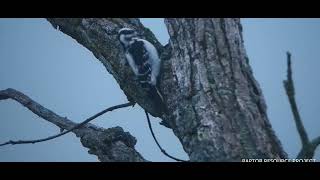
(118, 28), (164, 104)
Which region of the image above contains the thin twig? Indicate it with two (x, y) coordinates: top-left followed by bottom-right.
(0, 88), (134, 146)
(144, 110), (187, 162)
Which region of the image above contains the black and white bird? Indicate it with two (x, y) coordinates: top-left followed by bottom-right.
(118, 28), (164, 103)
(118, 28), (160, 87)
(117, 28), (187, 162)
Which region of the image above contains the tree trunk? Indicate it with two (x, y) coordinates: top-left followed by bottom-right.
(162, 18), (287, 161)
(46, 18), (288, 161)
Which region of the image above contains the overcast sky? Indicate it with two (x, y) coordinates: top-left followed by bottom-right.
(0, 18), (319, 161)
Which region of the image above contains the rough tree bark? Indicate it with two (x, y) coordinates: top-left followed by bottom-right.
(162, 19), (287, 161)
(42, 18), (288, 161)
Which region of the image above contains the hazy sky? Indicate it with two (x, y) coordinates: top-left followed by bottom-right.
(0, 18), (319, 161)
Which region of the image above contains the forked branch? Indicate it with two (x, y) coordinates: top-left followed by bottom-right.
(283, 52), (319, 159)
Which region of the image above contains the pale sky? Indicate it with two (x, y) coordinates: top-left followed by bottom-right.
(0, 18), (319, 161)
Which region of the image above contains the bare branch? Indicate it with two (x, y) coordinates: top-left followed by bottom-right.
(283, 52), (310, 147)
(0, 99), (134, 146)
(283, 52), (320, 159)
(0, 88), (145, 161)
(144, 110), (188, 162)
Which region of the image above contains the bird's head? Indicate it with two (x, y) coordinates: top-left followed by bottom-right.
(118, 28), (138, 49)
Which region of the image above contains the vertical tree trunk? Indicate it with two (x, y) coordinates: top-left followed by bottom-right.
(160, 18), (287, 161)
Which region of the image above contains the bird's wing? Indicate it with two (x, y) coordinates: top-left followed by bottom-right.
(125, 52), (139, 75)
(129, 40), (150, 66)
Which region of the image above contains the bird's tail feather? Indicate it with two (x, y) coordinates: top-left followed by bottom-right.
(147, 85), (167, 113)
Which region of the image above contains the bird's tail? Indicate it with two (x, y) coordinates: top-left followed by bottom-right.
(147, 85), (167, 113)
